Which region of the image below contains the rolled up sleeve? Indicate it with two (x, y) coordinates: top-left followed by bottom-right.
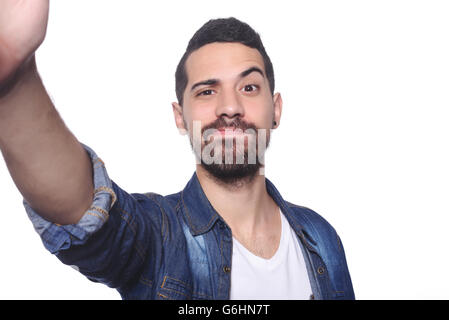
(23, 143), (117, 254)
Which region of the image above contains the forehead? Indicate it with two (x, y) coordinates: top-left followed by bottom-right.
(185, 42), (266, 83)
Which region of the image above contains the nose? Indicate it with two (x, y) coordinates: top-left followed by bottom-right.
(215, 88), (245, 120)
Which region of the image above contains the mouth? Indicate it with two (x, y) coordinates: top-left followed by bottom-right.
(215, 127), (248, 136)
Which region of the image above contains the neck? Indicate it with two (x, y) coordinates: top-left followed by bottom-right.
(196, 164), (279, 237)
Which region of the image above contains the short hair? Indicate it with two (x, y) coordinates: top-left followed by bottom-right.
(175, 17), (275, 106)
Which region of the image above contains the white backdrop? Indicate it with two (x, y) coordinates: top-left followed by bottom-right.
(1, 0), (448, 300)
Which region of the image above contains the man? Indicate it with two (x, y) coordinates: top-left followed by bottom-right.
(0, 1), (354, 300)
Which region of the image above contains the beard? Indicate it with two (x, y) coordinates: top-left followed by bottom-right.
(188, 117), (271, 187)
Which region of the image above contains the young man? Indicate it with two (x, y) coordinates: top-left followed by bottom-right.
(0, 1), (354, 299)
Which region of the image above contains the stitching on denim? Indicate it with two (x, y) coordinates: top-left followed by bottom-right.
(157, 293), (169, 299)
(90, 206), (109, 217)
(162, 286), (212, 299)
(161, 206), (166, 243)
(94, 186), (117, 206)
(93, 157), (105, 169)
(139, 276), (153, 288)
(119, 209), (137, 234)
(86, 211), (106, 222)
(154, 199), (168, 243)
(180, 192), (196, 232)
(86, 206), (109, 222)
(161, 276), (213, 299)
(164, 275), (192, 289)
(175, 197), (181, 212)
(144, 193), (169, 243)
(181, 191), (217, 234)
(218, 231), (225, 298)
(132, 242), (146, 261)
(118, 209), (146, 261)
(161, 275), (167, 288)
(161, 287), (190, 298)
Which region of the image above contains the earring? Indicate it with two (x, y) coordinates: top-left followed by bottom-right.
(273, 120), (277, 126)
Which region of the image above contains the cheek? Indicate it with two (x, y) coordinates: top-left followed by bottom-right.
(245, 100), (274, 129)
(183, 105), (216, 132)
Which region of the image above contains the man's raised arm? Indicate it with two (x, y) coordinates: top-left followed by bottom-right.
(0, 0), (93, 225)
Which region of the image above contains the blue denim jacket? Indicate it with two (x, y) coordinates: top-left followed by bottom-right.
(24, 145), (355, 300)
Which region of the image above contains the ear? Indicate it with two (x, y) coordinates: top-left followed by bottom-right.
(272, 93), (283, 129)
(172, 102), (187, 135)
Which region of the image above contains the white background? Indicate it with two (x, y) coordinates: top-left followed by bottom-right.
(1, 0), (448, 299)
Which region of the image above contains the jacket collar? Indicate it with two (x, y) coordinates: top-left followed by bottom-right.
(180, 172), (221, 236)
(180, 171), (318, 249)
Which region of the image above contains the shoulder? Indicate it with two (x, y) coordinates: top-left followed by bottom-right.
(112, 183), (182, 212)
(132, 191), (182, 211)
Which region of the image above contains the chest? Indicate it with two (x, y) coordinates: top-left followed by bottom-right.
(124, 219), (332, 300)
(232, 233), (280, 259)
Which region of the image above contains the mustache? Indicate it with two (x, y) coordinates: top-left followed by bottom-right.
(201, 118), (258, 136)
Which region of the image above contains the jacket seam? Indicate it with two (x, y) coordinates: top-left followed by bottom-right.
(181, 190), (218, 235)
(218, 230), (226, 299)
(118, 208), (146, 261)
(93, 157), (105, 169)
(161, 275), (213, 299)
(157, 293), (170, 299)
(93, 186), (117, 207)
(86, 211), (107, 223)
(139, 276), (153, 288)
(143, 193), (169, 244)
(90, 206), (109, 218)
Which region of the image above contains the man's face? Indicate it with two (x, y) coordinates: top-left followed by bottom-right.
(172, 42), (282, 183)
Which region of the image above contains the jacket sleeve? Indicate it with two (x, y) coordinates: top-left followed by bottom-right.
(23, 144), (162, 289)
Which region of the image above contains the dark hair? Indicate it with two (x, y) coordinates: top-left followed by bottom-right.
(175, 17), (275, 106)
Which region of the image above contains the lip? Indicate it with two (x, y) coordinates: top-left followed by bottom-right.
(216, 128), (245, 135)
(209, 130), (254, 140)
(217, 127), (237, 131)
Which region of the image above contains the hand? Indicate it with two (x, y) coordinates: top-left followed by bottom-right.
(0, 0), (49, 85)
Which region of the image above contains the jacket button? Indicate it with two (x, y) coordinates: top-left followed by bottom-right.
(223, 266), (231, 273)
(317, 266), (325, 274)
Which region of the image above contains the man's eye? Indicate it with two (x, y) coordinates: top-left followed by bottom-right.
(198, 89), (214, 96)
(242, 84), (259, 92)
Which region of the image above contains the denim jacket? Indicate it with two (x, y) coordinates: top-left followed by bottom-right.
(24, 145), (355, 300)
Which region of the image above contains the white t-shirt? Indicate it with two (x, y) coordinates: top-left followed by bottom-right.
(230, 210), (313, 300)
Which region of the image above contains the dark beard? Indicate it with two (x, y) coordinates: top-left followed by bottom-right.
(189, 117), (271, 188)
(201, 146), (263, 187)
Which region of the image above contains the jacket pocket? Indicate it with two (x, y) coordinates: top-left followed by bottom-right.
(158, 275), (192, 299)
(157, 275), (212, 300)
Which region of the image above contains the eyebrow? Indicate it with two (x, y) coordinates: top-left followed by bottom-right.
(239, 66), (265, 79)
(190, 79), (219, 92)
(190, 66), (265, 92)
